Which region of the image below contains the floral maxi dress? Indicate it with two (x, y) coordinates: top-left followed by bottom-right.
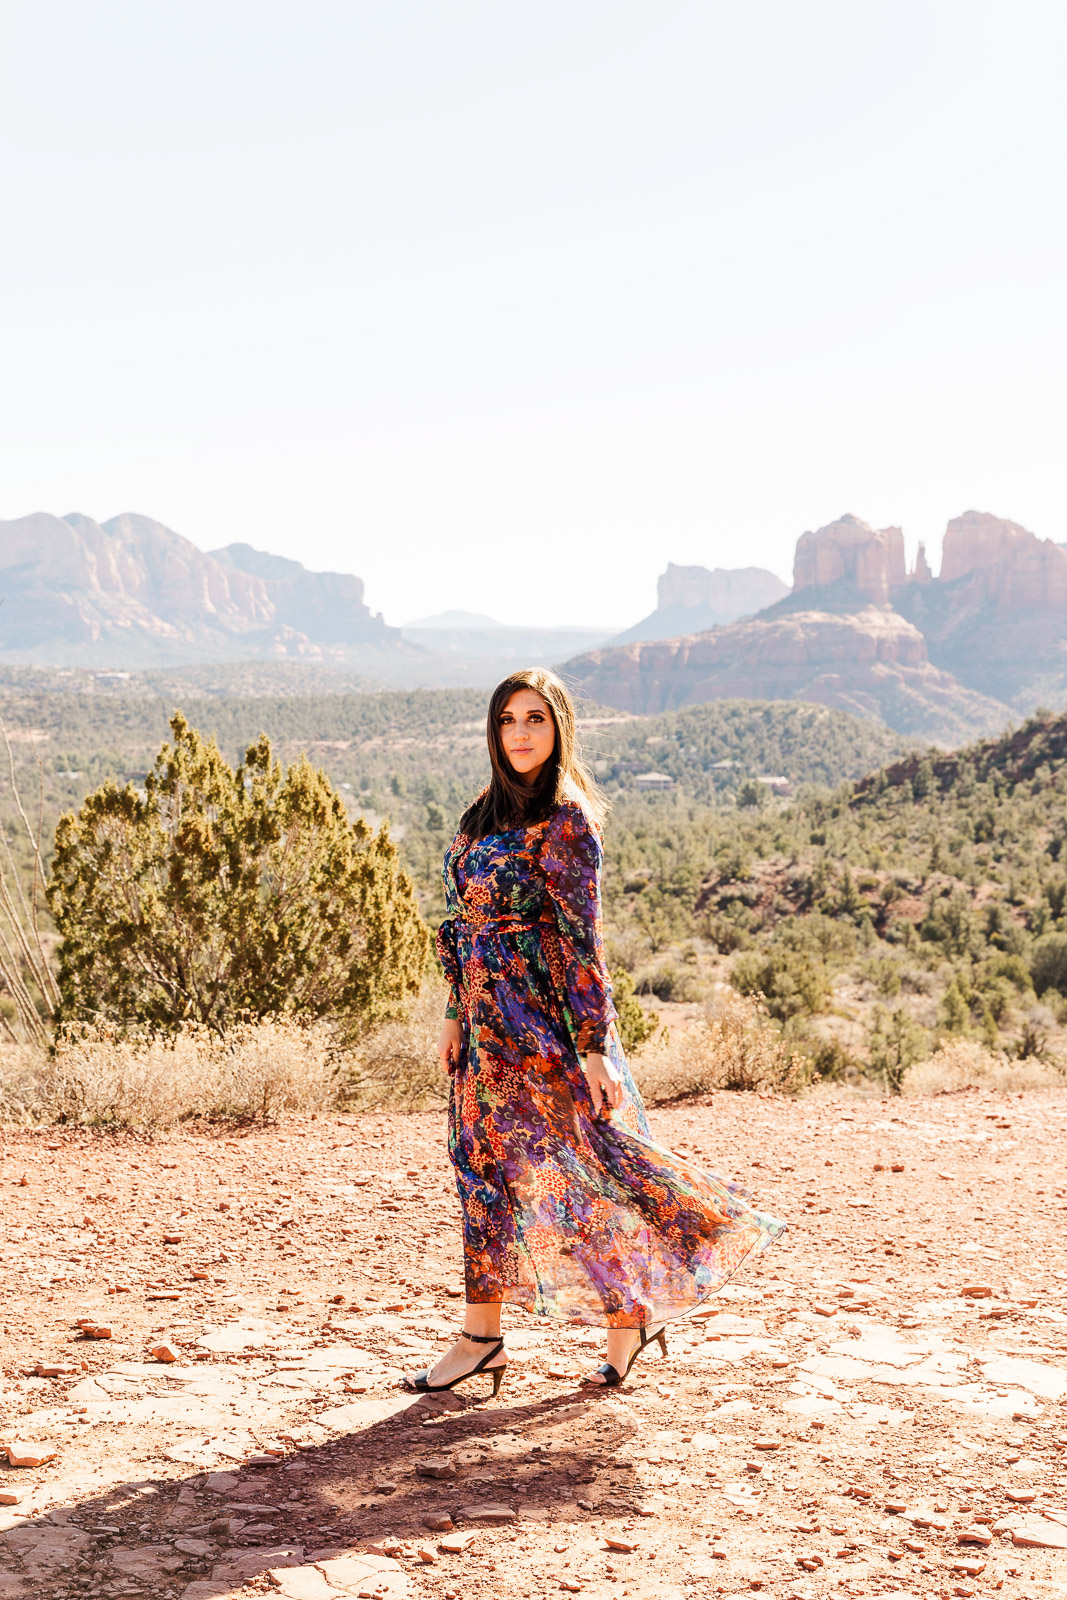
(436, 799), (785, 1326)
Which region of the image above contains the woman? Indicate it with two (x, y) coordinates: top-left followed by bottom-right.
(403, 668), (784, 1394)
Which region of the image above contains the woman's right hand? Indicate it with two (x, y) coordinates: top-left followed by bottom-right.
(438, 1017), (463, 1073)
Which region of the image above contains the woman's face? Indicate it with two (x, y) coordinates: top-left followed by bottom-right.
(498, 688), (555, 784)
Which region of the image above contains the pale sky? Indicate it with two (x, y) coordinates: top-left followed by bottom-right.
(2, 1), (1065, 629)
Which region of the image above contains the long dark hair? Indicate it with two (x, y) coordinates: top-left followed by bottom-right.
(461, 668), (607, 840)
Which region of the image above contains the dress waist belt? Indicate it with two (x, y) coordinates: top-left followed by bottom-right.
(454, 911), (554, 933)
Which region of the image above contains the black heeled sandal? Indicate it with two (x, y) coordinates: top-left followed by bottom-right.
(403, 1330), (507, 1396)
(585, 1323), (668, 1388)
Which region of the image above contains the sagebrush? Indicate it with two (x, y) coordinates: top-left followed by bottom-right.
(631, 989), (807, 1102)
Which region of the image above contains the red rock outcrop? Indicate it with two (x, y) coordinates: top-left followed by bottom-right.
(566, 606), (1008, 742)
(793, 515), (906, 604)
(938, 510), (1067, 610)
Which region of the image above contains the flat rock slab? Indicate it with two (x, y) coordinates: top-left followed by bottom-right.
(180, 1585), (248, 1600)
(272, 1568), (338, 1600)
(315, 1397), (415, 1433)
(204, 1471), (241, 1494)
(456, 1502), (516, 1523)
(213, 1543), (304, 1580)
(272, 1349), (383, 1372)
(0, 1523), (89, 1574)
(319, 1552), (409, 1595)
(1012, 1516), (1067, 1549)
(980, 1356), (1067, 1399)
(198, 1318), (290, 1353)
(111, 1544), (174, 1576)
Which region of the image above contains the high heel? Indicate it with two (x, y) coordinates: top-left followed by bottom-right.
(585, 1323), (668, 1388)
(403, 1331), (507, 1396)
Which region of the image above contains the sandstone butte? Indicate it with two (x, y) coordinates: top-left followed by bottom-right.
(566, 510), (1067, 736)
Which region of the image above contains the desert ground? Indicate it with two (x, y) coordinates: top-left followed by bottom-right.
(1, 1089), (1065, 1600)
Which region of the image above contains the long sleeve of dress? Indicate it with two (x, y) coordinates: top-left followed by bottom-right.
(436, 918), (461, 1021)
(540, 802), (617, 1055)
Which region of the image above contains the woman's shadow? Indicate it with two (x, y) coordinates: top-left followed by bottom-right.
(0, 1382), (638, 1598)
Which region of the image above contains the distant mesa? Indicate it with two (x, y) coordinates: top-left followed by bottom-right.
(563, 509), (1067, 741)
(403, 609), (502, 630)
(611, 563), (788, 644)
(400, 614), (616, 662)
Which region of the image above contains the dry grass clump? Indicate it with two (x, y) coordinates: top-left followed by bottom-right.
(0, 1018), (340, 1126)
(904, 1037), (1065, 1096)
(631, 989), (807, 1102)
(341, 979), (449, 1110)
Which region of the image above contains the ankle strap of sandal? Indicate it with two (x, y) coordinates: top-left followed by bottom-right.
(461, 1331), (502, 1344)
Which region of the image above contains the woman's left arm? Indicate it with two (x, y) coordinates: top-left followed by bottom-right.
(541, 804), (618, 1061)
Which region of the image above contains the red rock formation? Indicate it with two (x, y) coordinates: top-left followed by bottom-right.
(938, 510), (1067, 611)
(793, 515), (906, 604)
(912, 542), (933, 584)
(566, 606), (1008, 742)
(0, 511), (395, 660)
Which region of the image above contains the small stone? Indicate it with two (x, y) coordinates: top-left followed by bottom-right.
(753, 1438), (781, 1451)
(960, 1285), (993, 1298)
(885, 1501), (907, 1514)
(813, 1304), (836, 1317)
(415, 1456), (456, 1479)
(374, 1479), (398, 1493)
(417, 1546), (438, 1563)
(423, 1513), (454, 1532)
(163, 1233), (183, 1244)
(958, 1526), (994, 1546)
(146, 1290), (182, 1301)
(150, 1343), (180, 1363)
(604, 1537), (640, 1552)
(6, 1442), (57, 1468)
(952, 1560), (987, 1577)
(891, 1163), (905, 1172)
(1005, 1489), (1038, 1504)
(77, 1323), (112, 1340)
(0, 1491), (24, 1506)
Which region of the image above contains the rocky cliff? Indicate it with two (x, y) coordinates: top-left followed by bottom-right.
(894, 510), (1067, 705)
(0, 512), (397, 665)
(566, 605), (1009, 743)
(793, 514), (907, 603)
(611, 563), (788, 644)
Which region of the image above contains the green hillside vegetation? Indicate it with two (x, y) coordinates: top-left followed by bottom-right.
(3, 663), (1065, 1089)
(601, 708), (1067, 1084)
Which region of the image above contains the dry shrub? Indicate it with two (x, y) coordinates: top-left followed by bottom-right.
(631, 989), (807, 1102)
(341, 978), (450, 1110)
(1, 1018), (339, 1126)
(904, 1037), (1065, 1096)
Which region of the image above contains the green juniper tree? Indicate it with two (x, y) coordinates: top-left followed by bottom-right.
(47, 714), (429, 1036)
